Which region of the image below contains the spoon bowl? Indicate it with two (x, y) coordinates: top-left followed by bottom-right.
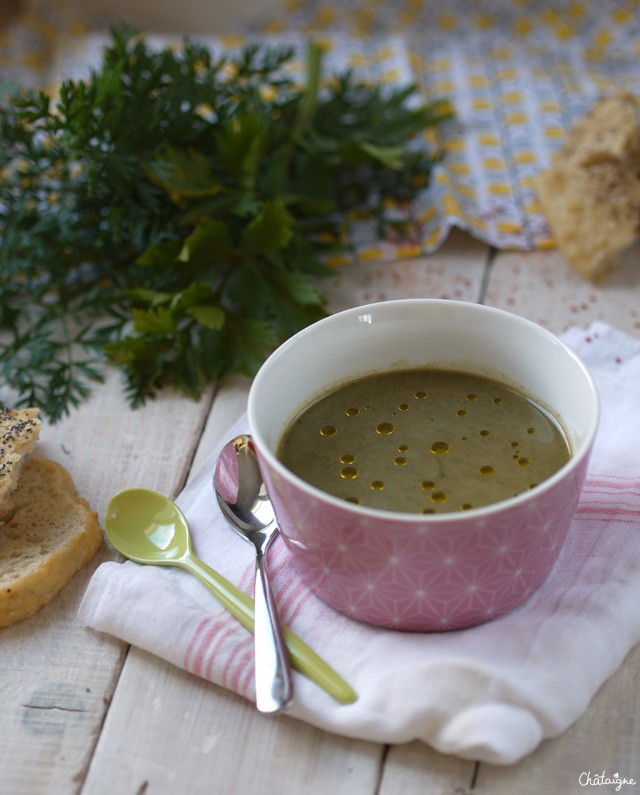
(106, 487), (191, 562)
(214, 436), (277, 540)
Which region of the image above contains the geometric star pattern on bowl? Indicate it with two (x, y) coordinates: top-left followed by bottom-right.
(269, 456), (588, 631)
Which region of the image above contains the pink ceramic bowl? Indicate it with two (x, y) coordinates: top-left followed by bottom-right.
(248, 300), (599, 631)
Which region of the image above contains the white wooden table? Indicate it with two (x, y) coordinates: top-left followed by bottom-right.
(1, 230), (639, 795)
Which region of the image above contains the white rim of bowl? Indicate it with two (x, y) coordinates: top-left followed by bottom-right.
(248, 299), (600, 524)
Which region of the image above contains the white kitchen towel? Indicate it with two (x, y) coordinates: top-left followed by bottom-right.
(79, 321), (640, 765)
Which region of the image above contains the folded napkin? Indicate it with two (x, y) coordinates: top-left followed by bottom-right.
(79, 321), (640, 765)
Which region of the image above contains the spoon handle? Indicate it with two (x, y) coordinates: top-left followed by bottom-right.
(253, 552), (294, 713)
(184, 553), (357, 705)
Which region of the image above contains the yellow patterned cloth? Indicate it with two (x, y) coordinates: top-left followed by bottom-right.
(2, 0), (639, 259)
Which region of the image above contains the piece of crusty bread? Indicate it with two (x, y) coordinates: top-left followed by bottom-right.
(534, 94), (640, 281)
(0, 407), (41, 524)
(0, 455), (103, 627)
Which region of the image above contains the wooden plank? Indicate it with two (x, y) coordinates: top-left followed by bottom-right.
(323, 228), (490, 313)
(83, 648), (382, 795)
(191, 374), (251, 475)
(484, 243), (640, 338)
(0, 368), (213, 795)
(379, 742), (476, 794)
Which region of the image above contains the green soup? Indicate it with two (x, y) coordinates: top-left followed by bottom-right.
(276, 368), (571, 514)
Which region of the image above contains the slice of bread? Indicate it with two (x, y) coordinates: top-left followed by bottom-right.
(0, 407), (41, 524)
(0, 455), (103, 627)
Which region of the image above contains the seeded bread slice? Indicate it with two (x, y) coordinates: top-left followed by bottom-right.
(0, 408), (41, 524)
(0, 455), (103, 627)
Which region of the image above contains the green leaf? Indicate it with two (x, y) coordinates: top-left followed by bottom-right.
(187, 304), (225, 329)
(173, 282), (214, 309)
(216, 112), (267, 184)
(232, 193), (261, 219)
(356, 141), (405, 169)
(218, 315), (278, 376)
(178, 219), (235, 263)
(240, 200), (292, 256)
(132, 306), (176, 335)
(127, 287), (174, 306)
(269, 268), (325, 306)
(105, 335), (174, 405)
(145, 146), (222, 198)
(258, 264), (327, 338)
(136, 240), (182, 267)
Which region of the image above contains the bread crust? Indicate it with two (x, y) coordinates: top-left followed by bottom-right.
(0, 456), (103, 627)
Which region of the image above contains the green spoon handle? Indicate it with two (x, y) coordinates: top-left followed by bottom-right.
(184, 553), (357, 705)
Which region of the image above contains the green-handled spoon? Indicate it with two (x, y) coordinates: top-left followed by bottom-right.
(104, 487), (357, 706)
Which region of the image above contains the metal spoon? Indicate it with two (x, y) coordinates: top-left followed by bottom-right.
(214, 435), (293, 714)
(104, 487), (357, 705)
